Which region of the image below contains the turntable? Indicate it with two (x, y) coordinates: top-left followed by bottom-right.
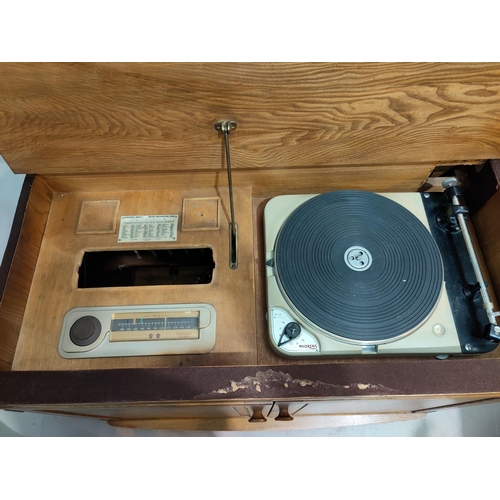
(264, 186), (500, 358)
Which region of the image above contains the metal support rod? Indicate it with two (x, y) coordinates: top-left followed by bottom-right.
(223, 129), (236, 235)
(452, 195), (499, 325)
(215, 120), (238, 270)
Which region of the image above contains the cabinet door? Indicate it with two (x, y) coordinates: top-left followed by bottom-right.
(274, 396), (492, 417)
(14, 396), (493, 431)
(10, 402), (275, 431)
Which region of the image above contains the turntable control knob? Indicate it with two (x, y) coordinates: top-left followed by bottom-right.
(283, 322), (301, 339)
(69, 316), (102, 346)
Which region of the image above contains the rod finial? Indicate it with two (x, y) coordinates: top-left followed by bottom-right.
(214, 120), (237, 133)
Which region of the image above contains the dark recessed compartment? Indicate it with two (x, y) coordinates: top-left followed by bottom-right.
(78, 248), (215, 288)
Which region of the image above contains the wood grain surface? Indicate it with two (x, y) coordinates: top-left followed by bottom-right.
(12, 186), (256, 371)
(0, 177), (53, 371)
(1, 63), (500, 175)
(40, 164), (435, 196)
(38, 396), (480, 421)
(106, 413), (427, 431)
(472, 189), (500, 301)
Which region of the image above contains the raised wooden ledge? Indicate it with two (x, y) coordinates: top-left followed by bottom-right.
(1, 359), (500, 407)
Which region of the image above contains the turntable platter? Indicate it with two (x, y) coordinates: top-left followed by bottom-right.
(274, 190), (443, 343)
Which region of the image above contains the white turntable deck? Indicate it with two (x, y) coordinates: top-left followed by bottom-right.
(264, 191), (462, 357)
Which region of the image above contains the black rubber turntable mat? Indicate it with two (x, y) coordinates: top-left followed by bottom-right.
(274, 191), (443, 342)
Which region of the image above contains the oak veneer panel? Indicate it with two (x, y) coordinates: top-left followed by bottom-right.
(107, 413), (427, 431)
(0, 177), (53, 371)
(76, 200), (120, 234)
(2, 63), (500, 175)
(472, 189), (500, 301)
(40, 164), (435, 196)
(12, 186), (256, 370)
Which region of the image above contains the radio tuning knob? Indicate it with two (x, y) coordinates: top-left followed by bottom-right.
(69, 316), (102, 346)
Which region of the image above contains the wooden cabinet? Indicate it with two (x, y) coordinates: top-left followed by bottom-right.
(1, 63), (500, 431)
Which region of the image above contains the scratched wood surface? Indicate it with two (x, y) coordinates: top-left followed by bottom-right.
(1, 63), (500, 175)
(12, 186), (257, 371)
(0, 177), (53, 371)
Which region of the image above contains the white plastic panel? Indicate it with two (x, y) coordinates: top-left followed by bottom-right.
(59, 303), (216, 359)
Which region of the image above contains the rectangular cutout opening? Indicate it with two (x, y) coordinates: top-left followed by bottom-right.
(78, 248), (215, 288)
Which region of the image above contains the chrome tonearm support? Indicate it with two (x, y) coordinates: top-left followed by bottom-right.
(215, 120), (238, 270)
(442, 178), (500, 341)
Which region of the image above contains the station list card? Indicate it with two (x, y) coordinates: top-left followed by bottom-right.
(118, 215), (178, 242)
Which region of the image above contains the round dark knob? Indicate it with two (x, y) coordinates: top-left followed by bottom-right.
(463, 282), (483, 301)
(284, 322), (301, 340)
(70, 316), (102, 346)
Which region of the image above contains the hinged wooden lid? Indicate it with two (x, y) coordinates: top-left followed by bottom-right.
(1, 62), (500, 176)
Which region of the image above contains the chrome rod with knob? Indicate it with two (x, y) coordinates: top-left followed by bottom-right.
(443, 177), (500, 327)
(215, 120), (238, 270)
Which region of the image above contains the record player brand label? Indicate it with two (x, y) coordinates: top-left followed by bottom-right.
(118, 215), (178, 243)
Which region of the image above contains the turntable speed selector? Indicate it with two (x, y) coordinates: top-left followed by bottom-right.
(69, 316), (102, 346)
(284, 322), (301, 339)
(278, 322), (301, 347)
(270, 309), (319, 354)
